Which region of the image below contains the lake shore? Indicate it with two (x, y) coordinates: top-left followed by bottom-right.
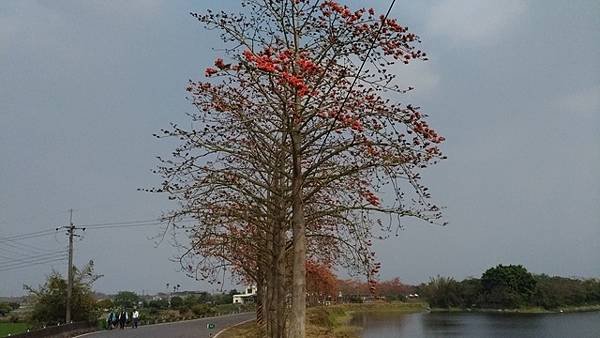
(219, 302), (600, 337)
(430, 304), (600, 314)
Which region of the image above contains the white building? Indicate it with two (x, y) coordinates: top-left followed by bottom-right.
(233, 286), (257, 304)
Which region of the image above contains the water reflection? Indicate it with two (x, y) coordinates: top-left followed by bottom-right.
(421, 313), (466, 337)
(351, 312), (411, 338)
(353, 311), (600, 338)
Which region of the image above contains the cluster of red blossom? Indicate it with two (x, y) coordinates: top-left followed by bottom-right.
(204, 67), (218, 77)
(365, 143), (379, 157)
(361, 190), (380, 207)
(204, 57), (234, 77)
(318, 110), (364, 132)
(242, 49), (320, 97)
(368, 262), (382, 293)
(298, 57), (319, 74)
(411, 120), (445, 144)
(320, 1), (371, 23)
(319, 1), (425, 64)
(204, 49), (319, 97)
(281, 72), (309, 96)
(242, 50), (277, 73)
(383, 18), (408, 33)
(214, 58), (230, 70)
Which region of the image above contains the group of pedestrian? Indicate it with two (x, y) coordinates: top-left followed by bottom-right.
(107, 309), (139, 330)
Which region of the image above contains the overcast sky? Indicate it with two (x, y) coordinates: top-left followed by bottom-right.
(1, 0), (599, 297)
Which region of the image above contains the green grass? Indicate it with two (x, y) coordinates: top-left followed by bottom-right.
(333, 301), (428, 314)
(218, 302), (428, 338)
(0, 322), (30, 337)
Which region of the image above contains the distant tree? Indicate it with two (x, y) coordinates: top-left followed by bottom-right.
(337, 279), (370, 298)
(96, 299), (114, 311)
(191, 303), (214, 317)
(533, 275), (597, 309)
(24, 261), (102, 324)
(113, 291), (140, 309)
(376, 277), (412, 300)
(211, 292), (234, 305)
(421, 276), (462, 308)
(306, 261), (338, 305)
(149, 299), (169, 309)
(0, 302), (12, 316)
(197, 291), (210, 304)
(183, 295), (198, 309)
(458, 278), (482, 308)
(480, 264), (536, 308)
(583, 278), (600, 304)
(170, 296), (184, 308)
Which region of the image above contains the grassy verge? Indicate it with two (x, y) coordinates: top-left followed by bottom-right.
(217, 320), (257, 338)
(219, 302), (427, 338)
(0, 322), (29, 337)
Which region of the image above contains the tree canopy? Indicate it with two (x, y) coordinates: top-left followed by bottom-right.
(481, 264), (537, 308)
(24, 261), (102, 324)
(113, 291), (140, 309)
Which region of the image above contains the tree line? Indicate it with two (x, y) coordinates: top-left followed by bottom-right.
(19, 263), (251, 328)
(418, 264), (600, 310)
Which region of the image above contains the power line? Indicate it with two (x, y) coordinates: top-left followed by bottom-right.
(0, 249), (67, 265)
(0, 244), (39, 257)
(84, 222), (165, 230)
(0, 257), (67, 273)
(0, 252), (68, 270)
(0, 214), (195, 278)
(79, 218), (163, 227)
(1, 240), (58, 254)
(0, 229), (56, 243)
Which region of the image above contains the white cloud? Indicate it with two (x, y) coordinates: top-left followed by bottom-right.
(558, 84), (600, 117)
(427, 0), (526, 44)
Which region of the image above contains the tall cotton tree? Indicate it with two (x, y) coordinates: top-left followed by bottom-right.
(154, 1), (445, 337)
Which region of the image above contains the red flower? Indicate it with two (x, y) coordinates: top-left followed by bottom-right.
(214, 58), (229, 69)
(242, 49), (255, 61)
(204, 67), (218, 77)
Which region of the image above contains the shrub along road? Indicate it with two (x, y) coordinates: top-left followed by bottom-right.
(78, 313), (254, 338)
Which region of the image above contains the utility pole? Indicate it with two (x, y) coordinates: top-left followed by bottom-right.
(57, 209), (86, 324)
(66, 209), (74, 324)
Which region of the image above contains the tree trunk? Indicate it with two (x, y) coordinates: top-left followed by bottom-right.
(268, 220), (279, 338)
(289, 129), (306, 338)
(256, 274), (267, 336)
(276, 221), (287, 337)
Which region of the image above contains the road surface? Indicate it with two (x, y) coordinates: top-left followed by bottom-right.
(78, 313), (254, 338)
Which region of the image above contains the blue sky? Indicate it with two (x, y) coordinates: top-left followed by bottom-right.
(1, 0), (599, 296)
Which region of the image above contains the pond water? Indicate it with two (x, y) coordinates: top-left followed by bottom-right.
(352, 311), (600, 338)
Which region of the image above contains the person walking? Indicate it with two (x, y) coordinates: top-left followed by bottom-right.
(112, 310), (119, 329)
(106, 311), (114, 330)
(118, 310), (127, 330)
(132, 309), (139, 328)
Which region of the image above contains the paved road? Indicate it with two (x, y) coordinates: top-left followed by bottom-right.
(78, 313), (254, 338)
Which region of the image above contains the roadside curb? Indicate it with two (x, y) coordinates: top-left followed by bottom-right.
(213, 318), (255, 338)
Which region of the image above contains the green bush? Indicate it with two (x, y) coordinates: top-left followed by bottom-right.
(191, 304), (213, 317)
(170, 296), (184, 309)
